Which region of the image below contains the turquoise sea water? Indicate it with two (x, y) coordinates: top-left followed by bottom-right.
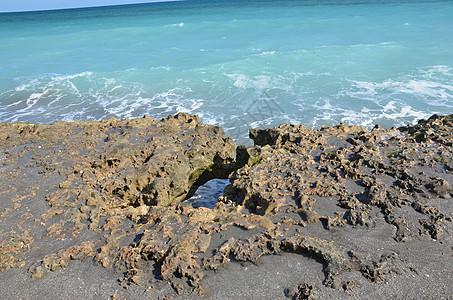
(1, 0), (452, 144)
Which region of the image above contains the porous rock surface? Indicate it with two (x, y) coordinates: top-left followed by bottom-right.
(0, 113), (452, 299)
(227, 114), (452, 242)
(221, 114), (452, 295)
(0, 113), (235, 281)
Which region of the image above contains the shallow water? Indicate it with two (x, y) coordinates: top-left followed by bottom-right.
(1, 0), (452, 144)
(184, 178), (230, 208)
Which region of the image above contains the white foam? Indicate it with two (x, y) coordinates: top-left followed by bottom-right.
(47, 94), (65, 107)
(421, 65), (452, 78)
(150, 66), (172, 71)
(108, 85), (123, 93)
(51, 71), (93, 81)
(14, 79), (39, 92)
(350, 41), (396, 48)
(397, 79), (453, 99)
(307, 66), (452, 130)
(224, 73), (293, 92)
(259, 51), (276, 56)
(310, 97), (436, 130)
(100, 85), (204, 121)
(2, 63), (451, 143)
(22, 90), (48, 110)
(165, 22), (184, 28)
(15, 84), (29, 92)
(347, 75), (453, 102)
(4, 100), (23, 108)
(225, 73), (271, 89)
(382, 101), (397, 111)
(318, 99), (334, 110)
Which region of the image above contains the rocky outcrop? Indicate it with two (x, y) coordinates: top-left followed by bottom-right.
(224, 115), (453, 242)
(0, 113), (452, 299)
(0, 113), (237, 286)
(1, 113), (235, 207)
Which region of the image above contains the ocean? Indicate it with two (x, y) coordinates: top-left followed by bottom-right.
(1, 0), (452, 144)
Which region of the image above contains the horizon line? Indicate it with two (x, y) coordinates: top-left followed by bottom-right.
(0, 0), (183, 14)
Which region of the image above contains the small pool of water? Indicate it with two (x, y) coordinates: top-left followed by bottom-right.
(184, 178), (230, 209)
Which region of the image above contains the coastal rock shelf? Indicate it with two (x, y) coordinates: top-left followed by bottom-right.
(0, 113), (452, 299)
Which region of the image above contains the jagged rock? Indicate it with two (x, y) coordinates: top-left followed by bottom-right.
(285, 282), (317, 300)
(1, 113), (236, 208)
(1, 113), (452, 298)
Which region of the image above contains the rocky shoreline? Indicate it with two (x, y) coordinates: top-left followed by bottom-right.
(0, 113), (452, 299)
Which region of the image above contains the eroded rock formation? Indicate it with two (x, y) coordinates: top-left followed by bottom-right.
(0, 113), (452, 298)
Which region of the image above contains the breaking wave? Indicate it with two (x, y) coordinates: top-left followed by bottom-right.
(0, 71), (204, 124)
(0, 65), (451, 145)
